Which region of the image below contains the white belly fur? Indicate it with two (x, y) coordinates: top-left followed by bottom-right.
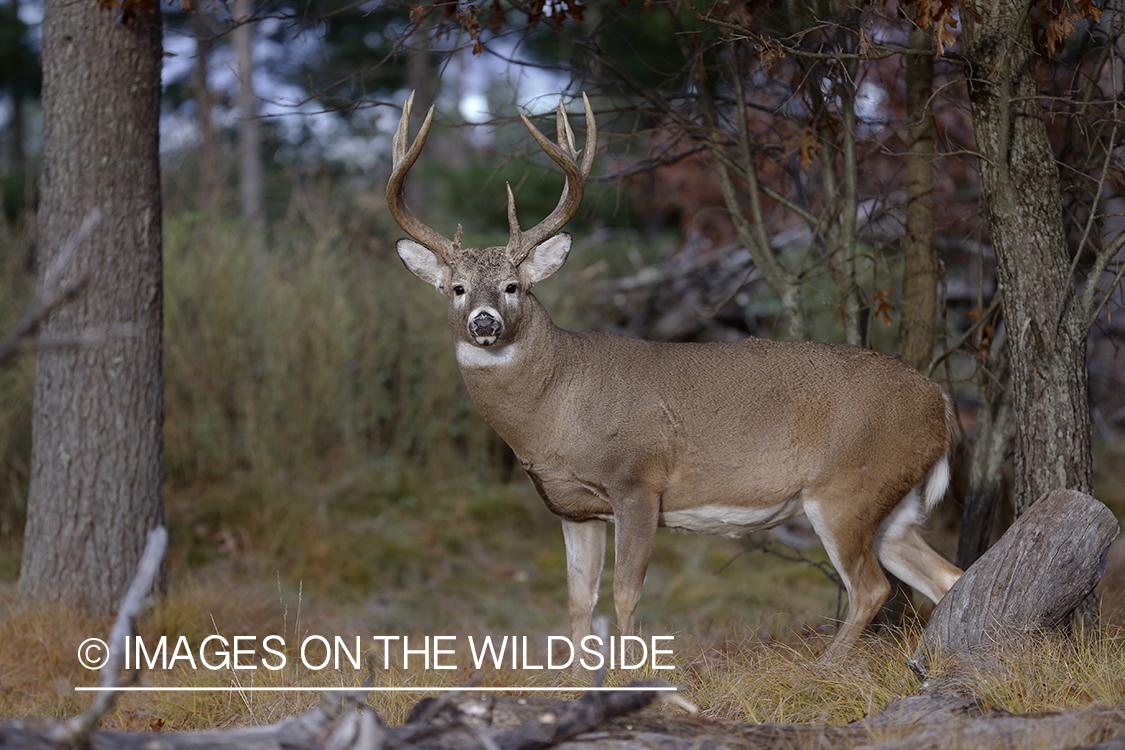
(659, 500), (802, 538)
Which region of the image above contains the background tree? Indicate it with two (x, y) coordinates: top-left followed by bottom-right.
(0, 0), (40, 221)
(950, 0), (1119, 514)
(18, 0), (165, 612)
(895, 11), (939, 373)
(191, 11), (222, 221)
(232, 0), (265, 231)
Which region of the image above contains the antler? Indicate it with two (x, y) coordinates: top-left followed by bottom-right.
(387, 92), (461, 260)
(507, 93), (597, 265)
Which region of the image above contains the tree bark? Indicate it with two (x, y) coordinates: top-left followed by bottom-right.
(959, 0), (1094, 514)
(835, 52), (862, 347)
(18, 0), (165, 613)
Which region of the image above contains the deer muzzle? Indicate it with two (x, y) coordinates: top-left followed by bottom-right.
(469, 310), (503, 346)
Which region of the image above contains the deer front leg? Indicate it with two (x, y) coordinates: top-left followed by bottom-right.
(611, 497), (660, 639)
(561, 517), (607, 645)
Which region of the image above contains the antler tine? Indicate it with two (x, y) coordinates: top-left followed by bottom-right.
(391, 90), (416, 169)
(386, 92), (459, 260)
(579, 92), (597, 181)
(507, 93), (597, 264)
(506, 182), (522, 244)
(555, 100), (577, 158)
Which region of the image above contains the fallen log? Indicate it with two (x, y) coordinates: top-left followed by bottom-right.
(910, 489), (1120, 678)
(5, 692), (1121, 750)
(0, 682), (680, 750)
(850, 704), (1125, 750)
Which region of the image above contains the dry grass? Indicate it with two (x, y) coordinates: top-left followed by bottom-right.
(0, 456), (870, 730)
(0, 577), (899, 731)
(0, 577), (805, 730)
(5, 573), (1124, 735)
(674, 633), (922, 724)
(931, 624), (1125, 715)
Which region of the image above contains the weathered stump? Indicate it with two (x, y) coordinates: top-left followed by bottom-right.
(911, 489), (1120, 677)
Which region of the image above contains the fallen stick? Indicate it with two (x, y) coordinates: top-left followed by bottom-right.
(69, 525), (168, 745)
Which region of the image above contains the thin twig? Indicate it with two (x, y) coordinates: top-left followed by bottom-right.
(716, 535), (845, 625)
(406, 673), (485, 728)
(927, 295), (1003, 377)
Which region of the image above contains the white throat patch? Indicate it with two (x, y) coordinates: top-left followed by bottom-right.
(456, 340), (518, 368)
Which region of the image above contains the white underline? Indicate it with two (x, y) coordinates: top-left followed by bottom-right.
(75, 685), (679, 693)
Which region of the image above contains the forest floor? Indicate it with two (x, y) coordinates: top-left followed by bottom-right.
(0, 440), (1123, 735)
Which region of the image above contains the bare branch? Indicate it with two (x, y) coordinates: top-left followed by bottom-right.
(1078, 127), (1125, 331)
(1086, 244), (1125, 331)
(680, 16), (806, 339)
(0, 209), (102, 368)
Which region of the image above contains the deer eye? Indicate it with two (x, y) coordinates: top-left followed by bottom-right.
(505, 283), (518, 294)
(453, 285), (465, 296)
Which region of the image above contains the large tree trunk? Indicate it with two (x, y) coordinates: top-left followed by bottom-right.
(18, 0), (165, 613)
(959, 2), (1093, 514)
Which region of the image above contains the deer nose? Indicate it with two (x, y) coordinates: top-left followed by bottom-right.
(469, 311), (503, 343)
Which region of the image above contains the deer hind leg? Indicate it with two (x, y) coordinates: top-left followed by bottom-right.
(803, 497), (892, 653)
(561, 518), (607, 644)
(874, 488), (963, 604)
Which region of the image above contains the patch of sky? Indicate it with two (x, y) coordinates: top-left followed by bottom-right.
(155, 15), (569, 173)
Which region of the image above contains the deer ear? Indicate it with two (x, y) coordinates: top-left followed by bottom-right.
(522, 233), (571, 285)
(396, 239), (446, 291)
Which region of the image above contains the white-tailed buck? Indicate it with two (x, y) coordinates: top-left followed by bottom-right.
(387, 92), (963, 655)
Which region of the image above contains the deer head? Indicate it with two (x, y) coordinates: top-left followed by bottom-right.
(388, 92), (596, 351)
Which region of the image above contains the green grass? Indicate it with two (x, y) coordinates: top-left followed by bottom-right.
(159, 463), (849, 639)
